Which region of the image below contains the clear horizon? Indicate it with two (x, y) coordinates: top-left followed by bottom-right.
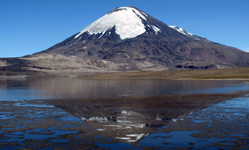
(1, 0), (249, 57)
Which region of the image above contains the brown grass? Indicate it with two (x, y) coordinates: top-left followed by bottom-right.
(80, 68), (249, 80)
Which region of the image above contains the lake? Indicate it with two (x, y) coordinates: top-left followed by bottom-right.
(1, 78), (249, 101)
(0, 78), (249, 149)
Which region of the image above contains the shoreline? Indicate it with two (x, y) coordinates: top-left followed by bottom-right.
(79, 68), (249, 80)
(1, 68), (249, 80)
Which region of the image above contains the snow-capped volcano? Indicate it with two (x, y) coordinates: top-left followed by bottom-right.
(36, 6), (249, 71)
(75, 7), (162, 40)
(3, 6), (248, 75)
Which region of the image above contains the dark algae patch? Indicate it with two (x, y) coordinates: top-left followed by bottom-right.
(0, 91), (249, 149)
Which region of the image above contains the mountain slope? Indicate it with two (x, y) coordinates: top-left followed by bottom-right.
(1, 6), (249, 75)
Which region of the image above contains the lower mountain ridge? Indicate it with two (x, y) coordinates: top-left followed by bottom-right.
(1, 6), (249, 76)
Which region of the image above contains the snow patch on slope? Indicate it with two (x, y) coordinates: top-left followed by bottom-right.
(169, 26), (193, 36)
(152, 25), (160, 34)
(75, 7), (146, 40)
(169, 26), (207, 41)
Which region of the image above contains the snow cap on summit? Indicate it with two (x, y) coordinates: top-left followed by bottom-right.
(75, 6), (147, 40)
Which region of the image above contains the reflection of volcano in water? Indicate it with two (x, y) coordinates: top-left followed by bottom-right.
(49, 93), (242, 143)
(1, 77), (241, 100)
(81, 110), (152, 142)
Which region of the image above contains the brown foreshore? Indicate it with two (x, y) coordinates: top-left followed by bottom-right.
(79, 68), (249, 80)
(1, 68), (249, 80)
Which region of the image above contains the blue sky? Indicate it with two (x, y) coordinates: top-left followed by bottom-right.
(0, 0), (248, 57)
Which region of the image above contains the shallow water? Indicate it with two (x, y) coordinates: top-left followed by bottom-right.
(140, 95), (249, 149)
(0, 78), (249, 149)
(0, 95), (248, 149)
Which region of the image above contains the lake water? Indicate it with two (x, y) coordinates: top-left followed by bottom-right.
(1, 78), (249, 101)
(0, 78), (249, 149)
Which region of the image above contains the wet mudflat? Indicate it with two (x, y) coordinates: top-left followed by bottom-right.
(0, 91), (249, 149)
